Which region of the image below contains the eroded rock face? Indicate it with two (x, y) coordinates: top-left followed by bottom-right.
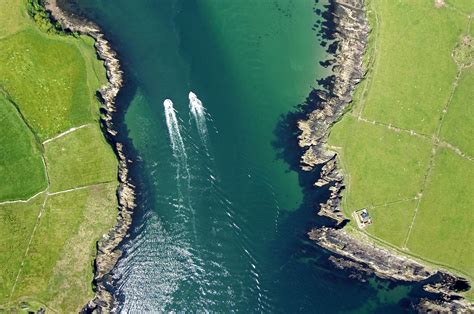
(44, 1), (136, 312)
(297, 0), (368, 221)
(328, 256), (374, 282)
(309, 227), (433, 282)
(417, 297), (474, 313)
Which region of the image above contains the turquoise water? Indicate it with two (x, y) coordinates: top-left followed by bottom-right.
(71, 0), (430, 311)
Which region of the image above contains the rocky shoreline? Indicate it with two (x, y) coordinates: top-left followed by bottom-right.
(309, 228), (433, 282)
(298, 0), (473, 311)
(44, 1), (136, 312)
(298, 0), (368, 225)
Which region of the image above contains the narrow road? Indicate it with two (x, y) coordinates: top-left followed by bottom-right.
(42, 123), (89, 145)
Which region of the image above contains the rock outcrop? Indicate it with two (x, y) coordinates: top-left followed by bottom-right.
(309, 227), (432, 281)
(417, 296), (474, 313)
(44, 1), (136, 312)
(298, 0), (368, 221)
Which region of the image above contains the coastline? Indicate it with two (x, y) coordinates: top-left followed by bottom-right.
(44, 1), (136, 311)
(298, 0), (473, 311)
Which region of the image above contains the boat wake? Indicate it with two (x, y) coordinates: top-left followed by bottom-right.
(163, 99), (195, 228)
(164, 99), (188, 170)
(158, 96), (268, 310)
(189, 91), (210, 147)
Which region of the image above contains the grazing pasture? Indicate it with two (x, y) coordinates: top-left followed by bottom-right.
(11, 184), (117, 312)
(0, 194), (45, 303)
(45, 125), (117, 192)
(0, 29), (102, 140)
(360, 0), (466, 135)
(0, 0), (117, 311)
(440, 68), (474, 156)
(328, 0), (474, 295)
(0, 94), (47, 201)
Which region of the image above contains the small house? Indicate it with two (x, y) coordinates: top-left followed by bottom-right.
(355, 208), (372, 228)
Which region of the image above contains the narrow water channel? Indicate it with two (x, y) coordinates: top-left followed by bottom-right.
(70, 0), (430, 311)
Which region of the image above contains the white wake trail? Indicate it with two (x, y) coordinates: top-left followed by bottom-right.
(164, 99), (188, 168)
(189, 91), (210, 145)
(163, 99), (194, 224)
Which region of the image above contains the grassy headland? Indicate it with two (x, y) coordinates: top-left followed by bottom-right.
(0, 0), (118, 311)
(328, 0), (473, 298)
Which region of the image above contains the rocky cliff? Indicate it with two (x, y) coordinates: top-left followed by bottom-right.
(298, 0), (368, 224)
(44, 1), (136, 311)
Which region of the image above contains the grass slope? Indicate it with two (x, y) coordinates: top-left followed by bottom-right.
(328, 0), (474, 291)
(0, 0), (118, 311)
(440, 68), (474, 156)
(11, 184), (117, 312)
(365, 199), (418, 249)
(0, 94), (47, 201)
(361, 0), (466, 135)
(446, 0), (474, 15)
(0, 194), (45, 302)
(45, 125), (117, 192)
(330, 115), (431, 210)
(0, 0), (29, 39)
(0, 29), (98, 140)
(407, 148), (474, 278)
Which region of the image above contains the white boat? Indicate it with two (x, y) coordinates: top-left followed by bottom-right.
(163, 99), (173, 110)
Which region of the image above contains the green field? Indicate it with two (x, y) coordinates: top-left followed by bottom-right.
(45, 125), (117, 192)
(0, 29), (105, 140)
(328, 0), (474, 296)
(408, 148), (474, 277)
(0, 194), (45, 303)
(0, 0), (118, 311)
(10, 184), (117, 312)
(360, 0), (466, 135)
(440, 68), (474, 156)
(0, 93), (47, 201)
(329, 115), (431, 210)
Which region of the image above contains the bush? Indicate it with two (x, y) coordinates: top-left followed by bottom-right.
(26, 0), (62, 34)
